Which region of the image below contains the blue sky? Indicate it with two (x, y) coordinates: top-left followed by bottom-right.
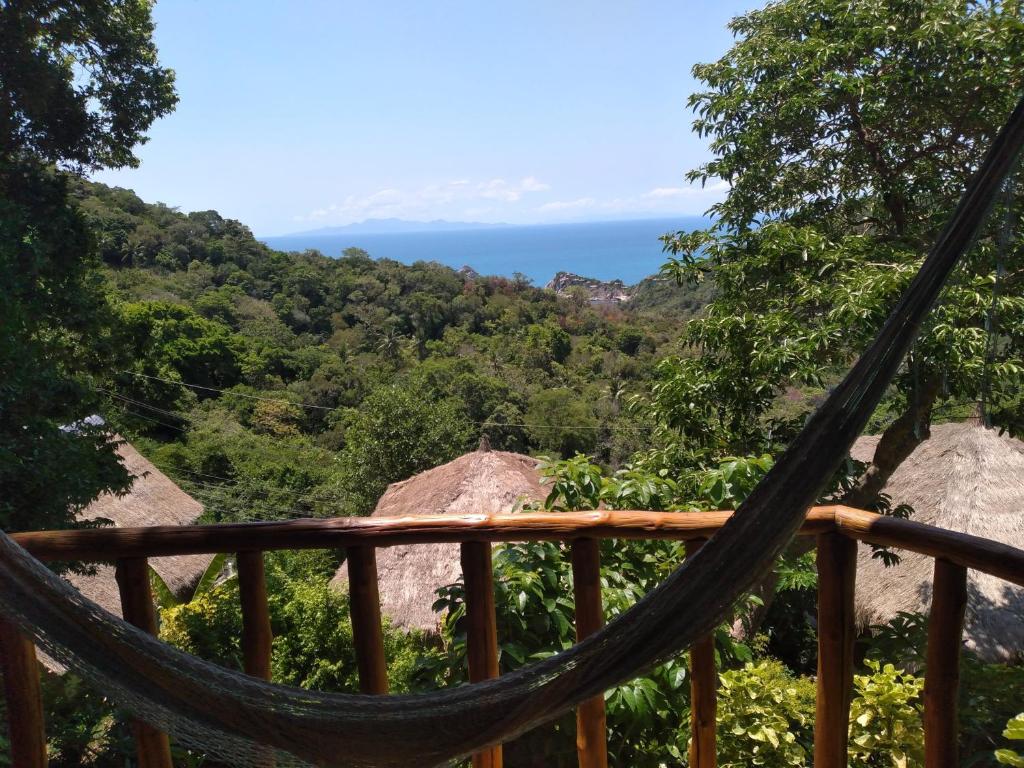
(94, 1), (759, 235)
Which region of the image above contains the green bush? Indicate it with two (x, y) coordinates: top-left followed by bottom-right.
(996, 714), (1024, 766)
(848, 661), (924, 768)
(160, 555), (434, 694)
(865, 612), (1024, 762)
(712, 660), (815, 767)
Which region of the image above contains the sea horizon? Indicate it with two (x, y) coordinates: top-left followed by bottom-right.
(260, 216), (710, 285)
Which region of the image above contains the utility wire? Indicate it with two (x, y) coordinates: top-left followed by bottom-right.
(103, 402), (350, 517)
(115, 370), (658, 432)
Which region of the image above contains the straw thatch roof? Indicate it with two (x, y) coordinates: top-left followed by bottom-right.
(331, 442), (546, 632)
(63, 439), (213, 621)
(852, 421), (1024, 661)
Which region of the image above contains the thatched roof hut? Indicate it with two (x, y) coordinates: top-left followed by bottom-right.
(851, 421), (1024, 661)
(332, 441), (545, 633)
(63, 439), (213, 621)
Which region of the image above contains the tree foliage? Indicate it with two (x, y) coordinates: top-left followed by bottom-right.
(0, 0), (177, 170)
(654, 0), (1024, 505)
(0, 1), (176, 531)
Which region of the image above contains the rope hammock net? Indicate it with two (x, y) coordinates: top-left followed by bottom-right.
(2, 97), (1024, 768)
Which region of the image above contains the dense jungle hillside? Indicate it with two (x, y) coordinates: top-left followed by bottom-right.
(75, 180), (710, 523)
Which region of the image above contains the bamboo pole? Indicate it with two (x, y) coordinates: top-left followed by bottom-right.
(924, 558), (967, 767)
(346, 546), (389, 694)
(0, 617), (46, 768)
(686, 539), (717, 768)
(571, 538), (608, 768)
(813, 534), (857, 768)
(115, 557), (174, 768)
(461, 541), (503, 768)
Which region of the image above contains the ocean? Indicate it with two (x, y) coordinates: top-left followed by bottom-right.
(260, 217), (709, 286)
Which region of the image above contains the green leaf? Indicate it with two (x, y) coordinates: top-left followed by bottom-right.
(149, 566), (180, 610)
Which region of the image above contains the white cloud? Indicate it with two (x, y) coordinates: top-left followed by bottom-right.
(538, 197), (596, 212)
(296, 175), (551, 223)
(643, 179), (729, 199)
(520, 176), (550, 193)
(532, 180), (729, 221)
(478, 177), (550, 202)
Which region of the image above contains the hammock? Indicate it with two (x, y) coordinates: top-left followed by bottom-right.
(2, 96), (1023, 768)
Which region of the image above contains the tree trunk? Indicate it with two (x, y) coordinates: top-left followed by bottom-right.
(842, 374), (942, 510)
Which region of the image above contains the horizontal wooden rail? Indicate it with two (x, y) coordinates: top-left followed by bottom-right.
(12, 507), (1024, 589)
(9, 507), (837, 562)
(5, 504), (1024, 768)
(833, 506), (1024, 586)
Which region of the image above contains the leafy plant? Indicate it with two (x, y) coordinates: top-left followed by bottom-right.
(711, 660), (815, 767)
(996, 714), (1024, 766)
(150, 552), (230, 610)
(848, 661), (924, 768)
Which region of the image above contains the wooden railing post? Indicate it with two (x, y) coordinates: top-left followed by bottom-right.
(686, 539), (717, 768)
(813, 533), (857, 768)
(237, 551), (273, 680)
(0, 617), (47, 768)
(924, 558), (967, 768)
(461, 541), (503, 768)
(115, 557), (174, 768)
(571, 538), (608, 768)
(237, 550), (276, 767)
(346, 546), (389, 694)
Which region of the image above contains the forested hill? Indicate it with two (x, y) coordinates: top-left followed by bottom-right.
(75, 180), (708, 523)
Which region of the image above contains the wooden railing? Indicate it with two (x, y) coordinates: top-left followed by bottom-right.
(3, 505), (1024, 768)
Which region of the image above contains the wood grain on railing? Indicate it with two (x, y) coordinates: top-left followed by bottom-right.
(461, 541), (503, 768)
(571, 538), (608, 768)
(237, 551), (273, 681)
(813, 534), (856, 768)
(686, 539), (717, 768)
(834, 507), (1024, 586)
(346, 546), (389, 695)
(0, 617), (47, 768)
(11, 508), (837, 562)
(115, 557), (174, 768)
(924, 559), (967, 768)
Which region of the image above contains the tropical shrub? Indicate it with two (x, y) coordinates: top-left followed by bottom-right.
(712, 660), (816, 767)
(847, 661), (924, 768)
(996, 714), (1024, 766)
(159, 554), (433, 693)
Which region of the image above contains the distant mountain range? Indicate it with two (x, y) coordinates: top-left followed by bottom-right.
(281, 218), (508, 237)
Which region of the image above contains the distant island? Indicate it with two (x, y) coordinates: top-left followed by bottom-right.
(278, 218), (509, 237)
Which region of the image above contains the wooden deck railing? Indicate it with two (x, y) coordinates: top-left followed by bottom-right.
(4, 505), (1024, 768)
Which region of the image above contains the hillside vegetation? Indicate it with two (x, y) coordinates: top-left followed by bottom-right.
(75, 179), (708, 521)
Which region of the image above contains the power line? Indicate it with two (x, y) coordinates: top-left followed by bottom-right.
(103, 401), (351, 515)
(114, 371), (659, 432)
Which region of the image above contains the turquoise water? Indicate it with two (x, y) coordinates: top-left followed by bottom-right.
(261, 217), (709, 285)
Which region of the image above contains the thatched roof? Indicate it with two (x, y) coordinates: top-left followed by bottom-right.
(63, 439), (213, 621)
(331, 443), (546, 632)
(852, 421), (1024, 661)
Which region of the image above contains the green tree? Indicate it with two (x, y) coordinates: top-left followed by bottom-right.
(0, 0), (176, 531)
(114, 301), (245, 415)
(525, 388), (598, 458)
(338, 385), (474, 514)
(655, 0), (1024, 504)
